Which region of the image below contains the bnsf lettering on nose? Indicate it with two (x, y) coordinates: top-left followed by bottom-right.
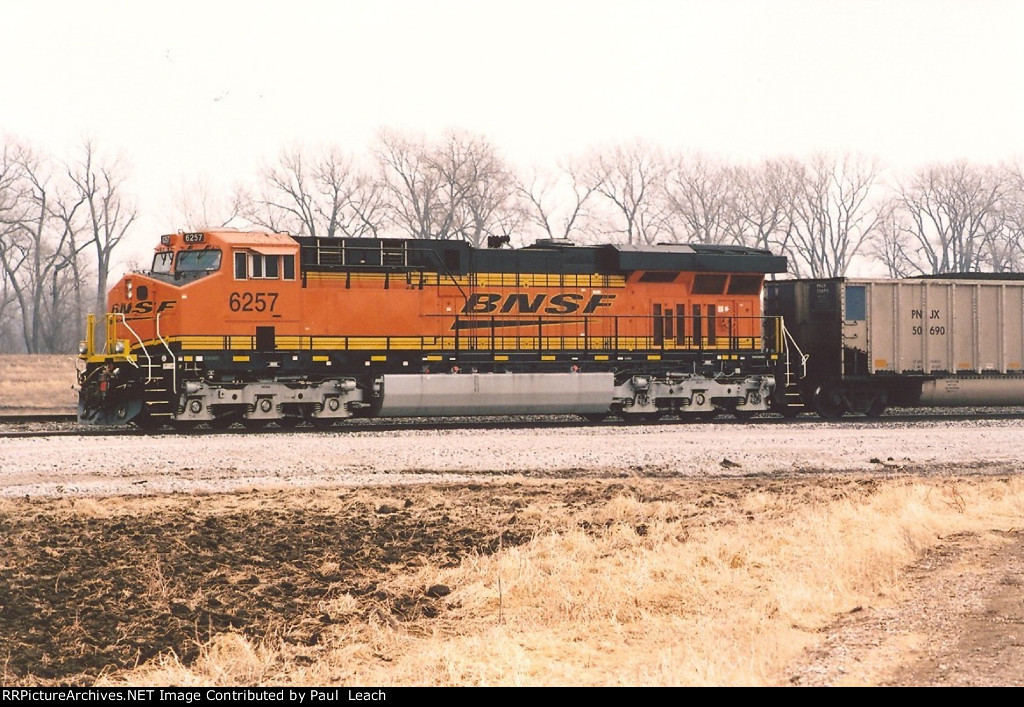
(110, 301), (176, 314)
(461, 293), (616, 315)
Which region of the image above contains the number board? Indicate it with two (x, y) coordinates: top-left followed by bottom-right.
(182, 232), (205, 244)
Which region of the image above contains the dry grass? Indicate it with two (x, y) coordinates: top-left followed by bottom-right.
(4, 356), (1022, 686)
(0, 355), (78, 414)
(95, 476), (1024, 687)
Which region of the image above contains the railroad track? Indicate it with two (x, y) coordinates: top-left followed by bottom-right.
(0, 413), (77, 424)
(5, 408), (1024, 440)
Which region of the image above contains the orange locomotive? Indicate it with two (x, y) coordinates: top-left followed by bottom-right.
(77, 229), (789, 428)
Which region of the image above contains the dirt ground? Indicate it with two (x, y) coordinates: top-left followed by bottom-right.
(787, 524), (1024, 687)
(1, 356), (1023, 685)
(0, 480), (611, 685)
(1, 476), (1022, 687)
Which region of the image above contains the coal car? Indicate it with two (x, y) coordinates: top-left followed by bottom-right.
(766, 275), (1024, 417)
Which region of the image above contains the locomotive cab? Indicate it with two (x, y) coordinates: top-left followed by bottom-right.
(78, 229), (304, 427)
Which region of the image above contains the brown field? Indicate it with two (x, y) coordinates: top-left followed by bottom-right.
(0, 355), (78, 414)
(1, 355), (1023, 687)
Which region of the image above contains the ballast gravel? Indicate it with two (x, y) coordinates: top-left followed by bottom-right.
(2, 415), (1023, 498)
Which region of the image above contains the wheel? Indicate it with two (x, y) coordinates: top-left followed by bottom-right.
(208, 415), (237, 430)
(621, 412), (662, 423)
(133, 413), (165, 431)
(777, 405), (801, 419)
(241, 419), (269, 430)
(865, 397), (887, 418)
(676, 412), (703, 423)
(812, 385), (847, 419)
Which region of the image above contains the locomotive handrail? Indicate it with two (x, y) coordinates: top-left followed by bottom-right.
(429, 313), (769, 354)
(420, 248), (468, 301)
(116, 313), (150, 381)
(780, 319), (809, 381)
(156, 312), (176, 393)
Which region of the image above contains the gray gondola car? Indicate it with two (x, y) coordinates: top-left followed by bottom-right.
(765, 275), (1024, 417)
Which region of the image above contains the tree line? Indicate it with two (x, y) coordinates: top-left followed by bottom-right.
(4, 129), (1024, 353)
(1, 139), (134, 353)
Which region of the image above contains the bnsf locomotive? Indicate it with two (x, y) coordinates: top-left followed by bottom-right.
(76, 229), (794, 428)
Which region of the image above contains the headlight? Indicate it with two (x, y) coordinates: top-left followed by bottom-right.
(78, 342), (88, 355)
(114, 341), (126, 354)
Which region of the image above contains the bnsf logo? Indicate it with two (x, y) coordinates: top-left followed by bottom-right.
(110, 301), (176, 315)
(462, 293), (616, 315)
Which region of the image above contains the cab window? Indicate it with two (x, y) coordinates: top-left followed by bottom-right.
(176, 249), (222, 274)
(152, 251), (174, 275)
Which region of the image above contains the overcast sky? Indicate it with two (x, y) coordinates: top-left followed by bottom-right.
(6, 0), (1024, 268)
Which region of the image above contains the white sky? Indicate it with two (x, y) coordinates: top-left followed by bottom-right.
(5, 0), (1024, 271)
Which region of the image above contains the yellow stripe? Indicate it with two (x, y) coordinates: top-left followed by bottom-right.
(141, 333), (770, 356)
(303, 271), (627, 288)
(233, 355), (250, 362)
(541, 355), (556, 361)
(370, 355), (387, 362)
(494, 355), (509, 361)
(313, 355), (330, 362)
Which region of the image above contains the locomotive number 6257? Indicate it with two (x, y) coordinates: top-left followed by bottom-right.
(229, 292), (279, 313)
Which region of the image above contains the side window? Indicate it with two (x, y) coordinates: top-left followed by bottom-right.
(250, 254), (279, 279)
(263, 255), (279, 279)
(234, 251), (295, 280)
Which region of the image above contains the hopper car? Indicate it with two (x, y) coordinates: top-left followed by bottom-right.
(76, 229), (794, 428)
(765, 276), (1024, 417)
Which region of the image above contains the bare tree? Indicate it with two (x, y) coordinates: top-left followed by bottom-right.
(64, 140), (137, 321)
(518, 160), (600, 244)
(376, 130), (439, 240)
(786, 153), (886, 277)
(247, 146), (386, 239)
(998, 162), (1024, 271)
(580, 141), (671, 245)
(889, 161), (1007, 274)
(0, 144), (85, 352)
(0, 139), (28, 350)
(662, 153), (739, 245)
(171, 176), (249, 231)
(869, 204), (917, 278)
(376, 129), (519, 246)
(729, 159), (798, 257)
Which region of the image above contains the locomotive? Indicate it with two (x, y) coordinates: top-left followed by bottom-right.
(76, 229), (794, 428)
